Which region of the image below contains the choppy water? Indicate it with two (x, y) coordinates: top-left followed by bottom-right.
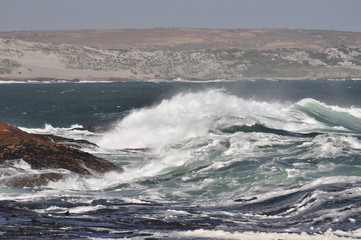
(1, 80), (361, 239)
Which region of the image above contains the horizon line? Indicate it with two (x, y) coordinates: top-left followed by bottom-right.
(1, 27), (361, 34)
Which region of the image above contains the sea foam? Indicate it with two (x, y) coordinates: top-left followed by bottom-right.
(97, 89), (288, 152)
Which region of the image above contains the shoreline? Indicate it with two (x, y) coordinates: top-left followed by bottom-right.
(1, 76), (360, 84)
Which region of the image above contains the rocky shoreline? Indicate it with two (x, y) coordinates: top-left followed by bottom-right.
(0, 122), (121, 188)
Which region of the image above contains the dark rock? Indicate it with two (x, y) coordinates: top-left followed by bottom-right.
(16, 227), (25, 236)
(34, 134), (98, 148)
(0, 122), (122, 187)
(234, 196), (258, 202)
(72, 125), (114, 133)
(31, 218), (41, 224)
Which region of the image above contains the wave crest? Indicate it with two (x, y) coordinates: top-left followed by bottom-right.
(97, 89), (288, 152)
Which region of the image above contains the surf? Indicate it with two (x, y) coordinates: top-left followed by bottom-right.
(2, 81), (361, 238)
(97, 88), (361, 151)
(13, 88), (361, 198)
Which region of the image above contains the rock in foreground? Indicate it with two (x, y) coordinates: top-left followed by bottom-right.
(0, 122), (121, 187)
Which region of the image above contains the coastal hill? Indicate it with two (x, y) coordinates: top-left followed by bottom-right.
(1, 28), (361, 51)
(1, 28), (361, 80)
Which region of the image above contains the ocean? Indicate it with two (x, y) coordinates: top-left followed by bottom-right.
(1, 79), (361, 239)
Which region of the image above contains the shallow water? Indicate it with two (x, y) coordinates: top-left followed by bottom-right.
(1, 80), (361, 239)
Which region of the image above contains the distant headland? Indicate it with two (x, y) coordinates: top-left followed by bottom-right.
(1, 28), (361, 81)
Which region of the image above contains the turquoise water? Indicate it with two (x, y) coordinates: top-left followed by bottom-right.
(1, 80), (361, 239)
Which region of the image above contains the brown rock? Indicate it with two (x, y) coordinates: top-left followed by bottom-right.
(34, 134), (98, 148)
(0, 122), (122, 186)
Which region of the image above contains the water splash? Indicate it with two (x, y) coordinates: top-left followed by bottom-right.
(97, 89), (288, 152)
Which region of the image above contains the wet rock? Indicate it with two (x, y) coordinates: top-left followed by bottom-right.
(34, 134), (98, 148)
(234, 197), (258, 202)
(31, 218), (41, 224)
(72, 125), (114, 133)
(0, 122), (122, 187)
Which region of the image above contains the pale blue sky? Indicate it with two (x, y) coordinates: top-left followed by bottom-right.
(0, 0), (360, 32)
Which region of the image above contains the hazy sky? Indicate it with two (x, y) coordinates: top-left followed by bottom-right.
(1, 0), (361, 32)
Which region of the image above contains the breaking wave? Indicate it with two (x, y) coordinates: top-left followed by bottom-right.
(82, 89), (361, 202)
(15, 89), (361, 199)
(97, 89), (361, 152)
